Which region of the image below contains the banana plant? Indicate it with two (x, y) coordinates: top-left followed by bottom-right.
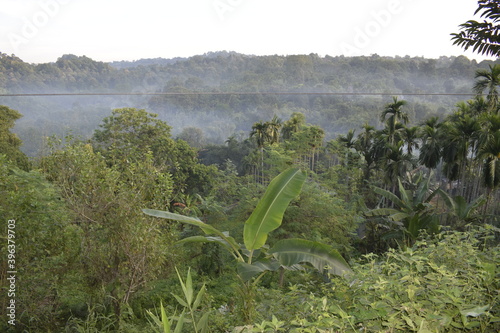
(365, 174), (443, 244)
(144, 167), (351, 322)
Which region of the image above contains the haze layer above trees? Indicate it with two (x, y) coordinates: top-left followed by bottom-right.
(0, 51), (499, 156)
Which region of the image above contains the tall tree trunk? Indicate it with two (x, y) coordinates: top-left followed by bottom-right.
(260, 147), (264, 184)
(311, 148), (315, 172)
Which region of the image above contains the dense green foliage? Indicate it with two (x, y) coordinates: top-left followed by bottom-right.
(1, 23), (500, 330)
(1, 85), (498, 331)
(0, 155), (81, 332)
(0, 106), (29, 170)
(250, 227), (500, 332)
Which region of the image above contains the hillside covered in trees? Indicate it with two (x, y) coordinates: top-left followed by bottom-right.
(1, 51), (499, 156)
(1, 45), (500, 332)
(3, 2), (500, 327)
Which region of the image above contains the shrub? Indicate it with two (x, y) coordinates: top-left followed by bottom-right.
(255, 226), (500, 332)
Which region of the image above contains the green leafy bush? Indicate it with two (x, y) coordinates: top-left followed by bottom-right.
(0, 155), (83, 332)
(254, 226), (500, 332)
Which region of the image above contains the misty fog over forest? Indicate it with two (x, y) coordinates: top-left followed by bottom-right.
(1, 51), (497, 156)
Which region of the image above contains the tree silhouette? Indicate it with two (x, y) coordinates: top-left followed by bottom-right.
(380, 97), (408, 145)
(451, 0), (500, 58)
(418, 117), (443, 171)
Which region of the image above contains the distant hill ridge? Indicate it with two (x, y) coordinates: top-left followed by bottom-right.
(3, 49), (500, 157)
(108, 51), (246, 69)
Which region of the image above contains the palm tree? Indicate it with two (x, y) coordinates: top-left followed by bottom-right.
(282, 112), (305, 141)
(355, 124), (378, 183)
(305, 125), (325, 172)
(451, 0), (500, 58)
(467, 96), (489, 116)
(266, 115), (282, 145)
(250, 121), (270, 183)
(338, 129), (357, 167)
(441, 115), (481, 197)
(401, 126), (420, 160)
(419, 117), (443, 172)
(478, 130), (500, 214)
(474, 64), (500, 114)
(380, 97), (409, 145)
(383, 142), (413, 192)
(250, 121), (269, 149)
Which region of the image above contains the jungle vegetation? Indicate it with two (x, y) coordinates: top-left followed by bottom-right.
(1, 4), (500, 329)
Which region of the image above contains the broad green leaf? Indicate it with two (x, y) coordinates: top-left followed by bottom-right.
(176, 235), (239, 255)
(390, 212), (411, 222)
(243, 168), (306, 251)
(185, 269), (193, 307)
(435, 189), (455, 211)
(366, 208), (408, 221)
(143, 209), (218, 235)
(464, 321), (481, 329)
(237, 259), (281, 281)
(370, 185), (406, 209)
(397, 178), (410, 204)
(269, 238), (351, 277)
(171, 293), (188, 308)
(415, 175), (431, 204)
(144, 209), (242, 259)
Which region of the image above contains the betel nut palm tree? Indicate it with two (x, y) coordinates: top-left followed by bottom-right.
(474, 64), (500, 113)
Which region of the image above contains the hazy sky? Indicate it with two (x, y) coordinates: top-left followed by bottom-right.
(0, 0), (494, 63)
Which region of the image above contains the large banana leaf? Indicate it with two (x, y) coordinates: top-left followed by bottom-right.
(269, 238), (352, 277)
(176, 235), (240, 259)
(370, 185), (406, 210)
(143, 209), (242, 258)
(143, 209), (217, 234)
(365, 207), (409, 222)
(237, 259), (281, 281)
(243, 168), (306, 252)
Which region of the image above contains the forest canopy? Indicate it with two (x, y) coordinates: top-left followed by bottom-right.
(1, 51), (499, 156)
(1, 19), (500, 330)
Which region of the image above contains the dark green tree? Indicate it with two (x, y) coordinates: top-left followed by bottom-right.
(250, 121), (270, 182)
(40, 140), (177, 325)
(451, 0), (500, 58)
(0, 105), (29, 170)
(266, 115), (282, 145)
(93, 108), (216, 197)
(418, 117), (443, 171)
(379, 97), (409, 145)
(281, 112), (305, 141)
